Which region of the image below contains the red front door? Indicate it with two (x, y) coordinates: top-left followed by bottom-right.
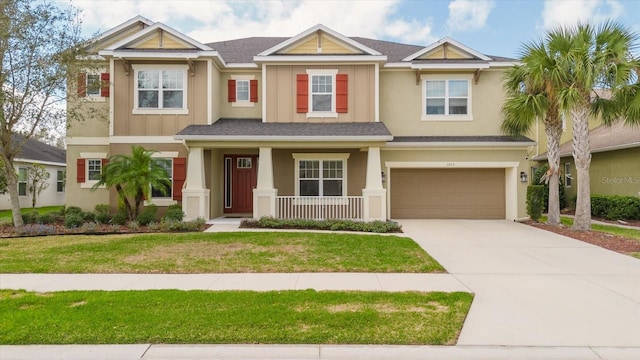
(224, 155), (257, 214)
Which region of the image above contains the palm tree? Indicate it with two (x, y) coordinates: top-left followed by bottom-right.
(547, 22), (639, 230)
(92, 146), (171, 220)
(501, 39), (565, 226)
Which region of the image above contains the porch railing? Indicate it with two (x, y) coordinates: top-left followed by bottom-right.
(275, 196), (364, 220)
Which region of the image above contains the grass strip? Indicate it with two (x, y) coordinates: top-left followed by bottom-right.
(539, 216), (640, 241)
(0, 232), (444, 273)
(0, 206), (64, 220)
(0, 289), (472, 345)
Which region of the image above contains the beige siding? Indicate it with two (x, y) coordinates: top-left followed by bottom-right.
(284, 36), (318, 54)
(113, 60), (208, 136)
(65, 145), (110, 211)
(380, 69), (506, 136)
(420, 46), (473, 60)
(89, 23), (147, 52)
(133, 33), (195, 49)
(321, 35), (358, 54)
(272, 149), (366, 197)
(265, 64), (375, 123)
(218, 71), (263, 119)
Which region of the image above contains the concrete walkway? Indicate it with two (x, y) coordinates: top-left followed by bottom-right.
(1, 220), (640, 359)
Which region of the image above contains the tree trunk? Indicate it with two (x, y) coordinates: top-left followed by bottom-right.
(1, 154), (23, 227)
(545, 122), (563, 226)
(571, 106), (592, 231)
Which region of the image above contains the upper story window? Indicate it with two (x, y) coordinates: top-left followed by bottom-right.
(421, 74), (473, 121)
(77, 72), (109, 101)
(133, 65), (188, 115)
(87, 74), (101, 96)
(228, 75), (258, 107)
(297, 69), (347, 118)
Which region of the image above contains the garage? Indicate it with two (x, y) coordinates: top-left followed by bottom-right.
(390, 168), (506, 219)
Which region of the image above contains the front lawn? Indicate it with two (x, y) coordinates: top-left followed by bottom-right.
(0, 232), (444, 273)
(0, 206), (64, 221)
(0, 289), (471, 345)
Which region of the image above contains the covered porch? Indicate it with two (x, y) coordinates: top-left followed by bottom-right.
(173, 119), (392, 222)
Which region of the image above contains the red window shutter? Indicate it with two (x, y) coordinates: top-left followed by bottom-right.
(76, 159), (86, 183)
(296, 74), (308, 113)
(336, 74), (348, 113)
(100, 73), (110, 97)
(172, 157), (186, 201)
(228, 79), (236, 102)
(250, 79), (258, 102)
(77, 72), (86, 97)
(101, 158), (109, 167)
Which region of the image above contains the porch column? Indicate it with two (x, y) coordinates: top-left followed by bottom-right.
(362, 146), (387, 221)
(182, 146), (210, 221)
(253, 146), (277, 219)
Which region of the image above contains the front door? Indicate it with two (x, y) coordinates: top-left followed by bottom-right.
(224, 155), (258, 214)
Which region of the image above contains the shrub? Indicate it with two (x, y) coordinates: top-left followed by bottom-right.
(164, 204), (185, 222)
(526, 185), (545, 222)
(110, 212), (127, 225)
(94, 204), (112, 224)
(591, 195), (640, 220)
(136, 205), (158, 226)
(64, 213), (84, 228)
(82, 211), (95, 222)
(15, 224), (57, 236)
(38, 213), (54, 224)
(80, 221), (99, 233)
(127, 221), (140, 231)
(21, 211), (39, 224)
(65, 206), (83, 215)
(95, 204), (110, 214)
(241, 217), (402, 233)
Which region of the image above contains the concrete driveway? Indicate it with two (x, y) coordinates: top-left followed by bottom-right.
(399, 219), (640, 347)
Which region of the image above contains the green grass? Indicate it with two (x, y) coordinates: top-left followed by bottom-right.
(0, 232), (444, 273)
(0, 205), (64, 220)
(540, 216), (640, 240)
(0, 289), (472, 345)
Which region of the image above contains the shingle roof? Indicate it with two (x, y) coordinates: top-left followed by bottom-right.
(391, 135), (535, 143)
(206, 36), (515, 64)
(533, 122), (640, 160)
(9, 135), (66, 164)
(175, 118), (392, 139)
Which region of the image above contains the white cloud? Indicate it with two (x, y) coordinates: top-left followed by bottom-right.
(63, 0), (437, 45)
(540, 0), (624, 30)
(446, 0), (494, 32)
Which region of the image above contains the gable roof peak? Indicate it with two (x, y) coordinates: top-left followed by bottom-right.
(104, 21), (213, 52)
(402, 36), (492, 62)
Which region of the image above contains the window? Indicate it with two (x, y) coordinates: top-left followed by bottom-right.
(236, 80), (249, 101)
(311, 75), (333, 112)
(298, 69), (346, 117)
(87, 159), (102, 181)
(565, 163), (573, 187)
(228, 77), (258, 107)
(87, 74), (100, 96)
(421, 75), (472, 121)
(293, 153), (349, 197)
(56, 170), (65, 192)
(133, 65), (187, 114)
(18, 167), (27, 196)
(151, 158), (172, 198)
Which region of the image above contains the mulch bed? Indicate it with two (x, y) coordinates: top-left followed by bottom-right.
(525, 221), (640, 254)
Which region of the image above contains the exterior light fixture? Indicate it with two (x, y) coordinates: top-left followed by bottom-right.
(520, 171), (528, 183)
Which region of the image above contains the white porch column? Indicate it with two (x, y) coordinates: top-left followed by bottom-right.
(253, 146), (277, 219)
(181, 146), (210, 220)
(362, 146), (387, 221)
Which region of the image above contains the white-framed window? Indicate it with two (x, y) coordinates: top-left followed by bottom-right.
(57, 170), (65, 192)
(151, 158), (173, 199)
(293, 153), (349, 197)
(229, 75), (257, 108)
(307, 69), (338, 117)
(133, 65), (188, 114)
(565, 163), (573, 187)
(18, 167), (27, 196)
(421, 74), (473, 121)
(87, 74), (101, 96)
(236, 80), (249, 101)
(87, 159), (102, 181)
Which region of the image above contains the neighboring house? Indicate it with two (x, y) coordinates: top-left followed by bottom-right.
(0, 136), (66, 210)
(533, 121), (640, 201)
(67, 16), (534, 221)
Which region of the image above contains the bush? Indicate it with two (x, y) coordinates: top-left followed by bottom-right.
(591, 195), (640, 220)
(15, 224), (57, 236)
(21, 211), (39, 224)
(526, 185), (545, 222)
(64, 213), (84, 228)
(82, 211), (95, 222)
(65, 206), (83, 215)
(127, 221), (140, 231)
(38, 213), (53, 224)
(110, 212), (127, 226)
(80, 221), (99, 234)
(136, 205), (158, 226)
(532, 165), (567, 211)
(240, 217), (402, 233)
(164, 204), (185, 222)
(94, 204), (112, 224)
(95, 204), (110, 214)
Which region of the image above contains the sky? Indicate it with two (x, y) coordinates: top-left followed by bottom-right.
(60, 0), (640, 58)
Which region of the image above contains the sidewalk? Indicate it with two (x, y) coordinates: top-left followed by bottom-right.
(3, 344), (639, 360)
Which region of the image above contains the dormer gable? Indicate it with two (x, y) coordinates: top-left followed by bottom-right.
(86, 16), (154, 53)
(103, 23), (213, 52)
(255, 24), (385, 62)
(402, 37), (492, 62)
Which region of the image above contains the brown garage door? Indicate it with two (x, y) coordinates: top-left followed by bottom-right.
(390, 168), (505, 219)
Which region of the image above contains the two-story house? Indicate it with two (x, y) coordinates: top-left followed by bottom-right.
(67, 16), (534, 221)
